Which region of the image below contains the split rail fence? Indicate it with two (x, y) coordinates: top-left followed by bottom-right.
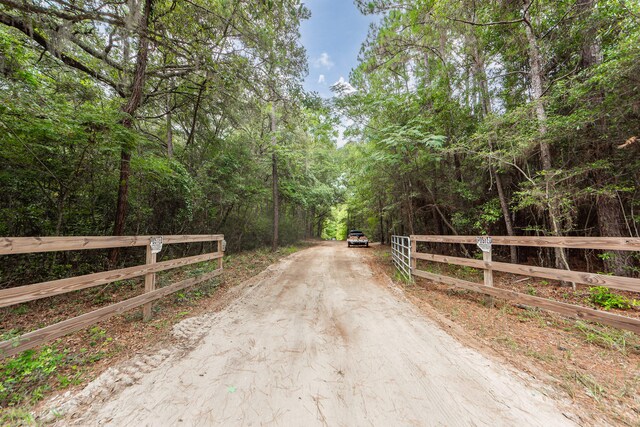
(0, 234), (224, 358)
(408, 235), (640, 334)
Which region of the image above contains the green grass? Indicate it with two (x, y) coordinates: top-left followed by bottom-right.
(571, 371), (605, 401)
(10, 305), (29, 315)
(393, 270), (413, 284)
(278, 245), (301, 256)
(0, 407), (35, 426)
(524, 349), (556, 362)
(575, 321), (637, 355)
(495, 335), (519, 351)
(516, 308), (546, 327)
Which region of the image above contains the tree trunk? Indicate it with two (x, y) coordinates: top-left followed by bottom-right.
(495, 173), (518, 263)
(403, 176), (416, 236)
(577, 0), (601, 68)
(523, 2), (571, 274)
(110, 0), (153, 265)
(453, 154), (463, 183)
(316, 215), (323, 238)
(596, 193), (628, 276)
(575, 0), (629, 275)
(55, 191), (66, 236)
(166, 91), (173, 158)
(431, 206), (442, 235)
(270, 104), (279, 251)
(186, 80), (206, 147)
(378, 197), (385, 244)
(466, 20), (518, 263)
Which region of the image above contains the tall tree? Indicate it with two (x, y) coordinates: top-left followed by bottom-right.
(111, 0), (154, 264)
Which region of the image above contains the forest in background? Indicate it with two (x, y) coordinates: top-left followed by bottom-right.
(332, 0), (640, 277)
(1, 0), (640, 285)
(0, 0), (343, 286)
(2, 1), (640, 420)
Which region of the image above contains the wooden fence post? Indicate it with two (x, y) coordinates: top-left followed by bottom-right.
(483, 243), (494, 306)
(410, 236), (417, 276)
(483, 246), (493, 287)
(217, 239), (223, 270)
(143, 243), (156, 321)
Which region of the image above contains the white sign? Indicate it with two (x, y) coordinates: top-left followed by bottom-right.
(221, 239), (227, 252)
(150, 236), (163, 254)
(476, 236), (492, 252)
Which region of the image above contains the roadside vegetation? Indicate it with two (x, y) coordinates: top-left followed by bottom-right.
(331, 0), (639, 279)
(0, 1), (341, 287)
(369, 245), (640, 425)
(0, 243), (313, 422)
(1, 0), (640, 423)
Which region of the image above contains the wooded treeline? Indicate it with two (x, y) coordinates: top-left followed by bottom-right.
(0, 0), (341, 285)
(336, 0), (640, 276)
(2, 0), (640, 283)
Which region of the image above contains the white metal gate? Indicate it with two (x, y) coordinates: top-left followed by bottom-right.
(391, 235), (412, 280)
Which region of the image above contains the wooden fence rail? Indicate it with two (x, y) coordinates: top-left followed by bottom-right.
(0, 234), (224, 358)
(410, 235), (640, 335)
(0, 235), (224, 255)
(410, 235), (640, 251)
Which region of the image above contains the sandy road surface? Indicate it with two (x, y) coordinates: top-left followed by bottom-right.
(63, 242), (575, 426)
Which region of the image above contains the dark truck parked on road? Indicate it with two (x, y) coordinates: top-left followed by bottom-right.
(347, 230), (369, 248)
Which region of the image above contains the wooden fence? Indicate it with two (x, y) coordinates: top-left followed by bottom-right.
(0, 234), (224, 358)
(409, 235), (640, 334)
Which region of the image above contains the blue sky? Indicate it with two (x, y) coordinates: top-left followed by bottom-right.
(300, 0), (377, 98)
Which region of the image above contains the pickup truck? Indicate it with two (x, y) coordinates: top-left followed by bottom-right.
(347, 230), (369, 248)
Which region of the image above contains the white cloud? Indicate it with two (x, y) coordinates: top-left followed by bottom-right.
(330, 76), (357, 96)
(318, 74), (326, 84)
(312, 52), (334, 69)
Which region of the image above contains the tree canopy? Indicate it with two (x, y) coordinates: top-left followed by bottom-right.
(329, 0), (639, 275)
(1, 0), (639, 277)
(0, 0), (341, 262)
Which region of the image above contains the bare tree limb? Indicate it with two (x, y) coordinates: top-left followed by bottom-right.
(448, 17), (525, 27)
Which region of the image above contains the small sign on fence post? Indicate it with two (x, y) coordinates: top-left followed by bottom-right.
(476, 236), (492, 253)
(144, 236), (161, 321)
(477, 236), (494, 306)
(150, 236), (163, 254)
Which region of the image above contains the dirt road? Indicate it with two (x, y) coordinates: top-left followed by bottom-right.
(60, 242), (575, 426)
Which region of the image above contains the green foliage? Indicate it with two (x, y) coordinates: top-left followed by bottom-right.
(0, 346), (65, 406)
(0, 0), (338, 282)
(597, 252), (613, 262)
(340, 0), (640, 266)
(87, 327), (111, 347)
(588, 287), (632, 310)
(321, 204), (349, 240)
